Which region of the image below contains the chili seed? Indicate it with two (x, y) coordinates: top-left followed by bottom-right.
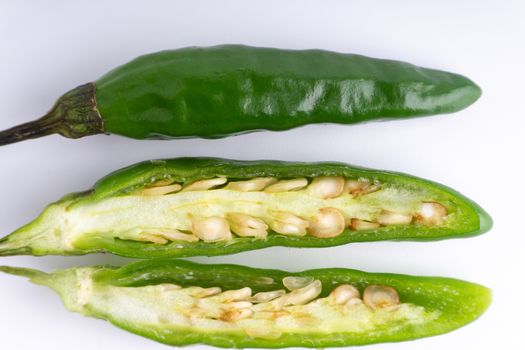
(137, 183), (182, 196)
(192, 217), (232, 242)
(308, 207), (346, 238)
(264, 178), (308, 193)
(349, 219), (380, 230)
(377, 211), (413, 225)
(182, 177), (227, 192)
(283, 276), (315, 291)
(269, 211), (309, 236)
(363, 285), (400, 309)
(415, 202), (448, 225)
(307, 176), (345, 199)
(225, 177), (277, 191)
(329, 284), (361, 305)
(226, 213), (268, 238)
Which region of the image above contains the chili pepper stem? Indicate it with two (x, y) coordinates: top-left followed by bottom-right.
(0, 83), (104, 146)
(0, 114), (62, 146)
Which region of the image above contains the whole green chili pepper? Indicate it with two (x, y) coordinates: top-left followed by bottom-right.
(0, 158), (491, 258)
(0, 259), (491, 348)
(0, 45), (481, 146)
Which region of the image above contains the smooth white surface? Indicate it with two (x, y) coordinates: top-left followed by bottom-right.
(0, 0), (523, 349)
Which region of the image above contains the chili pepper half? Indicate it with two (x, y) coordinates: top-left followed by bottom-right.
(0, 158), (492, 258)
(0, 45), (481, 146)
(0, 259), (491, 348)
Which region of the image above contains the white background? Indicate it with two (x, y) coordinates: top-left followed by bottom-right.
(0, 0), (523, 349)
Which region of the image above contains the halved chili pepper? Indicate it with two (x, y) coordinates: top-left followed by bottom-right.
(0, 45), (481, 146)
(0, 158), (492, 258)
(0, 259), (491, 348)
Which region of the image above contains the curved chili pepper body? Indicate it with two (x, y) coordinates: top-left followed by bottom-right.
(0, 259), (491, 348)
(0, 158), (492, 258)
(0, 45), (481, 145)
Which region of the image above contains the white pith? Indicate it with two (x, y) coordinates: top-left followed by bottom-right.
(69, 273), (438, 339)
(56, 179), (445, 247)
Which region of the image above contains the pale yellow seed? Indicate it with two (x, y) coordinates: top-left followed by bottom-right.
(136, 233), (168, 244)
(365, 184), (381, 194)
(346, 298), (364, 307)
(192, 287), (222, 298)
(226, 213), (269, 238)
(271, 222), (306, 236)
(137, 183), (182, 196)
(344, 179), (368, 194)
(307, 176), (345, 199)
(363, 285), (400, 309)
(329, 284), (361, 305)
(250, 290), (286, 303)
(220, 308), (253, 322)
(217, 287), (253, 302)
(264, 178), (308, 193)
(377, 211), (413, 225)
(344, 179), (363, 192)
(255, 277), (275, 285)
(182, 177), (227, 192)
(349, 219), (380, 231)
(415, 202), (448, 226)
(192, 217), (232, 242)
(308, 207), (346, 238)
(283, 276), (314, 291)
(225, 177), (277, 191)
(228, 301), (253, 309)
(344, 179), (381, 196)
(269, 211), (309, 236)
(146, 229), (198, 242)
(278, 280), (322, 306)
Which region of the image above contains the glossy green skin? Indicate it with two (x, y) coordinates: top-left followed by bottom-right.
(0, 259), (491, 348)
(96, 45), (481, 139)
(0, 158), (492, 258)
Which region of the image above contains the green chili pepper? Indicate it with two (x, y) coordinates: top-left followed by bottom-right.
(0, 158), (491, 258)
(0, 259), (491, 347)
(0, 45), (481, 146)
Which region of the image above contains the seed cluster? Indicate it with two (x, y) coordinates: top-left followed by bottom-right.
(163, 277), (401, 323)
(133, 176), (448, 244)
